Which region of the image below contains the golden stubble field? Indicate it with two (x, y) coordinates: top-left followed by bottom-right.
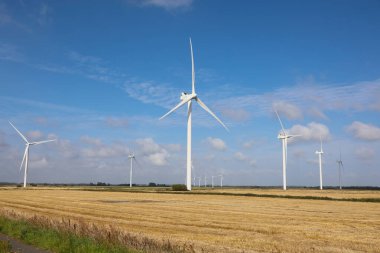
(0, 188), (379, 253)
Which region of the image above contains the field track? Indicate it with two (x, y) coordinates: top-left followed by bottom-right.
(0, 188), (379, 252)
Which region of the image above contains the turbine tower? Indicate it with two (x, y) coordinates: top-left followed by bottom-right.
(9, 121), (55, 188)
(275, 111), (300, 190)
(337, 150), (344, 190)
(315, 137), (324, 190)
(160, 38), (228, 191)
(219, 174), (224, 188)
(128, 153), (136, 188)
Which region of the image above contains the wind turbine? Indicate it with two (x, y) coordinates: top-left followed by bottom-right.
(192, 162), (196, 187)
(336, 150), (344, 190)
(128, 152), (141, 188)
(9, 121), (56, 188)
(204, 175), (207, 187)
(159, 38), (228, 191)
(315, 137), (324, 190)
(211, 175), (215, 188)
(219, 173), (224, 188)
(275, 110), (300, 190)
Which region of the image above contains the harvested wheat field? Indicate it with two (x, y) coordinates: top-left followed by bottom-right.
(199, 187), (380, 200)
(0, 188), (379, 253)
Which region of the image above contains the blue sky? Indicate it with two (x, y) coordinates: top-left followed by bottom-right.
(0, 0), (379, 186)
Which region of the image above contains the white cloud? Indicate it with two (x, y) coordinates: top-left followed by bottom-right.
(355, 147), (375, 160)
(347, 121), (380, 141)
(139, 0), (193, 10)
(37, 3), (52, 26)
(216, 79), (380, 118)
(80, 137), (129, 158)
(234, 152), (247, 161)
(136, 138), (169, 166)
(206, 137), (227, 151)
(66, 51), (123, 84)
(165, 143), (181, 152)
(287, 122), (330, 142)
(249, 159), (257, 167)
(29, 156), (49, 169)
(242, 140), (255, 149)
(82, 143), (128, 158)
(308, 107), (328, 120)
(53, 138), (78, 159)
(124, 81), (178, 109)
(0, 43), (24, 62)
(234, 151), (256, 167)
(273, 101), (303, 120)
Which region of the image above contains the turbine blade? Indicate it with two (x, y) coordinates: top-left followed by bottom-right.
(9, 121), (28, 143)
(159, 96), (192, 120)
(274, 110), (286, 135)
(196, 97), (229, 131)
(190, 38), (195, 94)
(19, 146), (28, 172)
(320, 136), (323, 152)
(31, 139), (56, 145)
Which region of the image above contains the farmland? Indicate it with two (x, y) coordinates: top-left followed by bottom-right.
(0, 187), (379, 252)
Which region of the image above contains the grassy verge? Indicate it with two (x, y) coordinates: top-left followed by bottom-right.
(0, 216), (139, 253)
(0, 240), (12, 253)
(0, 209), (193, 253)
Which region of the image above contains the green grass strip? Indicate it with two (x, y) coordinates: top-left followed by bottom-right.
(0, 216), (139, 253)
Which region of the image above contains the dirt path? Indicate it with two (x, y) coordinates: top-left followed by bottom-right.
(0, 233), (51, 253)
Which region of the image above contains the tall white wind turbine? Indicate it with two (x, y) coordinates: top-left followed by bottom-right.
(128, 153), (140, 188)
(159, 38), (229, 191)
(219, 173), (224, 188)
(275, 111), (300, 190)
(9, 121), (56, 188)
(336, 150), (344, 190)
(315, 137), (324, 190)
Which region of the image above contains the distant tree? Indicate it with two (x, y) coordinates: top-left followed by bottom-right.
(172, 184), (187, 191)
(148, 182), (157, 187)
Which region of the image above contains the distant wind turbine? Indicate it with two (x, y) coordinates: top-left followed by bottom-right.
(128, 152), (141, 188)
(159, 38), (228, 191)
(337, 150), (344, 190)
(219, 173), (224, 188)
(275, 111), (300, 190)
(9, 121), (56, 188)
(204, 175), (207, 187)
(315, 137), (324, 190)
(211, 175), (215, 188)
